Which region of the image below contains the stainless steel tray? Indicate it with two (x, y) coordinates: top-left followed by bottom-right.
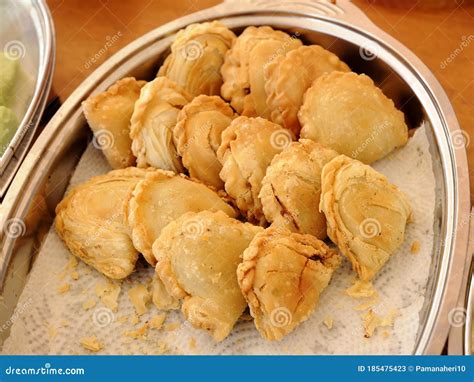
(0, 0), (55, 197)
(0, 0), (470, 354)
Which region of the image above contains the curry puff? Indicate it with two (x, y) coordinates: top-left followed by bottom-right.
(320, 155), (412, 281)
(126, 169), (236, 266)
(174, 95), (235, 189)
(259, 139), (338, 239)
(55, 168), (153, 279)
(217, 116), (294, 225)
(130, 77), (192, 172)
(153, 211), (262, 341)
(158, 21), (236, 96)
(82, 77), (146, 169)
(264, 45), (350, 135)
(237, 227), (341, 341)
(299, 72), (408, 163)
(221, 26), (301, 118)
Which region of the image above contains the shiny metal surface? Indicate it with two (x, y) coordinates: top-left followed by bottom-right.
(0, 0), (55, 196)
(0, 0), (470, 354)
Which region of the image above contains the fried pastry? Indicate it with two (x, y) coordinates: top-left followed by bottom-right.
(221, 26), (301, 118)
(320, 155), (412, 281)
(130, 77), (192, 172)
(55, 167), (152, 279)
(153, 211), (262, 341)
(126, 169), (237, 265)
(217, 116), (294, 225)
(299, 72), (408, 164)
(82, 77), (146, 169)
(158, 21), (236, 96)
(264, 46), (350, 135)
(174, 95), (235, 189)
(259, 139), (338, 239)
(237, 227), (341, 341)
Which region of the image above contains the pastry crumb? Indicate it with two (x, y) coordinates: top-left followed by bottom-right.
(117, 315), (128, 324)
(58, 283), (70, 294)
(323, 316), (333, 329)
(410, 240), (420, 254)
(80, 336), (103, 352)
(382, 330), (391, 338)
(71, 271), (80, 280)
(354, 295), (380, 311)
(128, 284), (151, 316)
(59, 319), (69, 327)
(189, 337), (197, 350)
(149, 314), (166, 330)
(82, 299), (97, 310)
(124, 323), (149, 339)
(346, 280), (377, 299)
(95, 280), (121, 311)
(362, 309), (398, 338)
(130, 314), (140, 325)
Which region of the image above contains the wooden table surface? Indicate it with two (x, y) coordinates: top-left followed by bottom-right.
(47, 0), (474, 199)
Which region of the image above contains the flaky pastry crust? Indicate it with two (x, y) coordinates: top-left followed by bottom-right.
(299, 72), (408, 164)
(221, 26), (301, 118)
(320, 155), (412, 281)
(153, 211), (262, 341)
(174, 95), (235, 189)
(55, 167), (153, 279)
(259, 139), (338, 238)
(237, 227), (341, 341)
(158, 21), (236, 96)
(264, 46), (350, 135)
(217, 116), (294, 225)
(130, 77), (192, 172)
(82, 77), (146, 169)
(126, 169), (237, 265)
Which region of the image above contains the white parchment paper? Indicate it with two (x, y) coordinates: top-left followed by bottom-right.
(2, 123), (436, 355)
